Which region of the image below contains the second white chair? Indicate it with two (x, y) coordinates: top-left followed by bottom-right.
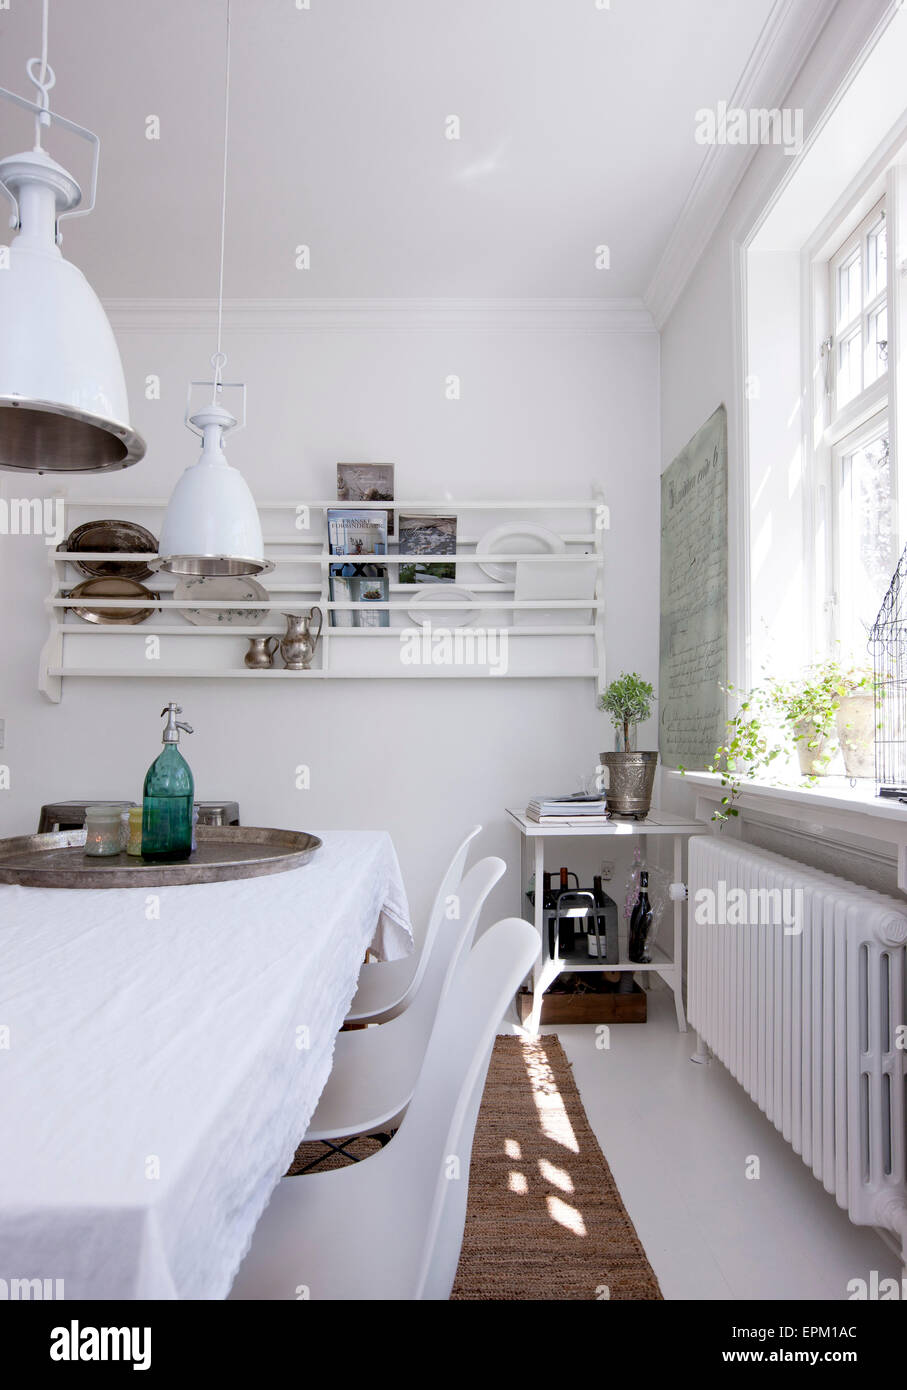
(301, 853), (505, 1152)
(344, 824), (482, 1027)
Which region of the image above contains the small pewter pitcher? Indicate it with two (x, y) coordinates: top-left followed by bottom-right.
(279, 607), (323, 670)
(244, 635), (279, 669)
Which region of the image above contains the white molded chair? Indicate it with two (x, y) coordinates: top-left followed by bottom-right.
(229, 917), (540, 1301)
(345, 824), (482, 1026)
(302, 854), (505, 1148)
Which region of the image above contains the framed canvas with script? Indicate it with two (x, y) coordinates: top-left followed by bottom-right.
(658, 404), (728, 770)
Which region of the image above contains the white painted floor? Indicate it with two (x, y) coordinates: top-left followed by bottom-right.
(507, 992), (901, 1301)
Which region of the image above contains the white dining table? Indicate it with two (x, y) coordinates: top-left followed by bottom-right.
(0, 829), (412, 1300)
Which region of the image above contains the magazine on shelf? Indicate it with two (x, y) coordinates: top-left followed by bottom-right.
(328, 568), (357, 628)
(356, 569), (390, 628)
(336, 463), (395, 536)
(329, 565), (390, 628)
(397, 513), (457, 584)
(327, 508), (388, 558)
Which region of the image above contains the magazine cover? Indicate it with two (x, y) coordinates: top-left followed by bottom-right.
(397, 514), (456, 584)
(356, 569), (390, 628)
(327, 508), (388, 557)
(337, 463), (395, 535)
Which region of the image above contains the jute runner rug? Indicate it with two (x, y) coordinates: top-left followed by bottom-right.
(289, 1033), (662, 1301)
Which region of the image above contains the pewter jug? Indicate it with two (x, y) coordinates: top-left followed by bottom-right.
(280, 607), (323, 670)
(244, 635), (279, 669)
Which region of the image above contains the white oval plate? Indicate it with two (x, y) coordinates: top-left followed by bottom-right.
(407, 585), (477, 628)
(174, 576), (270, 627)
(475, 522), (566, 583)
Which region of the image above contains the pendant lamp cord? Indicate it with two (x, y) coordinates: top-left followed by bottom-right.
(212, 0), (232, 404)
(27, 0), (54, 150)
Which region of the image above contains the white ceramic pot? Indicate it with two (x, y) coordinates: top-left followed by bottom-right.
(793, 719), (834, 777)
(835, 694), (876, 779)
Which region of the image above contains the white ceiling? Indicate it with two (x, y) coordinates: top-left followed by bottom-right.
(0, 0), (782, 300)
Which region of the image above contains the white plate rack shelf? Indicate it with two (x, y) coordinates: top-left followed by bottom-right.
(40, 494), (608, 702)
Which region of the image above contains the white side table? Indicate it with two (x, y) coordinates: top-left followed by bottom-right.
(507, 808), (702, 1035)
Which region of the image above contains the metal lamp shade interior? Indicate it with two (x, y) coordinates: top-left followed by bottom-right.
(0, 400), (141, 473)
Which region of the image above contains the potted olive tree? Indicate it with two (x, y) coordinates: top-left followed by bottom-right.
(598, 673), (657, 819)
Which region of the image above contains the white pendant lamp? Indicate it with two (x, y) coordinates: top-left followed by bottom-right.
(158, 378), (272, 577)
(155, 0), (271, 578)
(0, 0), (145, 474)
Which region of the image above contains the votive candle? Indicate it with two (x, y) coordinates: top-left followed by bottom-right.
(83, 804), (124, 857)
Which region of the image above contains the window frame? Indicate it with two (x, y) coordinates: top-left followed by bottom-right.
(809, 173), (900, 664)
(828, 408), (892, 656)
(826, 196), (888, 441)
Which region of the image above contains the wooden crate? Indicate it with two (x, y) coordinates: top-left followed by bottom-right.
(518, 982), (647, 1025)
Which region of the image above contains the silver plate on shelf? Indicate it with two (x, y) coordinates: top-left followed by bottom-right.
(67, 576), (160, 625)
(60, 520), (159, 580)
(0, 825), (322, 889)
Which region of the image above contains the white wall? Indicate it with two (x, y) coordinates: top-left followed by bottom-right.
(0, 307), (659, 926)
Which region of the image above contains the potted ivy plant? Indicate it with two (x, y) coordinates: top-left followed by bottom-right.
(597, 673), (657, 819)
(696, 658), (881, 822)
(772, 659), (879, 777)
(770, 663), (841, 777)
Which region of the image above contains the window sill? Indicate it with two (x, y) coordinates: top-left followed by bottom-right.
(664, 768), (907, 831)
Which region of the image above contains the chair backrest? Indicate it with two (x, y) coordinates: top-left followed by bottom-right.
(388, 918), (540, 1299)
(393, 824), (482, 1015)
(403, 855), (505, 1047)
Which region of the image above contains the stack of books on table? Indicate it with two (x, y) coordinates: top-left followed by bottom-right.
(526, 794), (609, 824)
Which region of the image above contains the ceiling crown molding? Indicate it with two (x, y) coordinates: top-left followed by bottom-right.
(644, 0), (838, 331)
(103, 297), (657, 334)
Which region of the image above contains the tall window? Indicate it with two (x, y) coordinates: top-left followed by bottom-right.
(823, 196), (893, 660)
(832, 421), (894, 657)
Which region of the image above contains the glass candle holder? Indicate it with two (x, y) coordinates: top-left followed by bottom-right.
(126, 806), (144, 857)
(83, 804), (124, 857)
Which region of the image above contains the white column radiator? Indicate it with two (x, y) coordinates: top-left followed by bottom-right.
(688, 836), (907, 1259)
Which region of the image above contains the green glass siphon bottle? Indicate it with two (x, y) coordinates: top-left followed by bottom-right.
(142, 703), (194, 862)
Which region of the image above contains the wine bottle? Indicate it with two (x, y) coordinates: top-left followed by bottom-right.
(543, 872), (558, 957)
(557, 866), (575, 955)
(588, 873), (605, 957)
(628, 869), (653, 964)
(142, 703), (195, 862)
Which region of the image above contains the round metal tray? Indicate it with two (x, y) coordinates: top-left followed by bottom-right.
(0, 825), (322, 889)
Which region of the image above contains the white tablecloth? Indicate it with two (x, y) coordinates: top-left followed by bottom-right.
(0, 830), (411, 1300)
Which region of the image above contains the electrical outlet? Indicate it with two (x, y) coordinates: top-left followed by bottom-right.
(600, 860), (614, 881)
(0, 719), (5, 749)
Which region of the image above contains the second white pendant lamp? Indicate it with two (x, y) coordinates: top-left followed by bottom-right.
(155, 0), (271, 578)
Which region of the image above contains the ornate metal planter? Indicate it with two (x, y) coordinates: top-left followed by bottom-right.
(599, 751), (658, 819)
